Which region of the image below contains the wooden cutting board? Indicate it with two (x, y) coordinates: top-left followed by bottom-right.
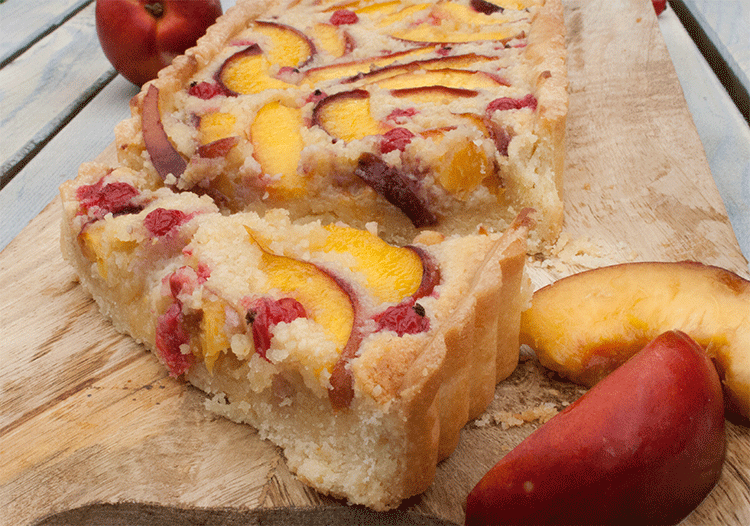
(2, 0), (749, 524)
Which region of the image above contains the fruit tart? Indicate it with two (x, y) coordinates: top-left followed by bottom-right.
(114, 0), (567, 253)
(60, 162), (532, 509)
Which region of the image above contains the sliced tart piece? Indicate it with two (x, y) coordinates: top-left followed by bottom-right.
(60, 162), (533, 510)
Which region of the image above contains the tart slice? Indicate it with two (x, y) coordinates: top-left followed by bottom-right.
(114, 0), (567, 253)
(61, 162), (532, 510)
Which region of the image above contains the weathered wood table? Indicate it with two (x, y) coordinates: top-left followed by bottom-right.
(1, 1), (749, 525)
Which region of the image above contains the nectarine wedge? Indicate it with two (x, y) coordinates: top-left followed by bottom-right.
(250, 101), (306, 198)
(466, 330), (726, 526)
(520, 261), (750, 420)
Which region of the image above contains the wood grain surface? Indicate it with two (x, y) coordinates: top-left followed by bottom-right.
(1, 0), (749, 525)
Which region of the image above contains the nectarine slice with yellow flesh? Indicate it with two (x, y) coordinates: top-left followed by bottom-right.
(199, 298), (232, 372)
(434, 138), (492, 196)
(372, 68), (506, 91)
(250, 101), (306, 198)
(391, 86), (479, 105)
(301, 45), (436, 86)
(349, 54), (498, 85)
(312, 90), (388, 142)
(218, 45), (294, 95)
(321, 224), (423, 304)
(247, 21), (315, 68)
(391, 17), (520, 44)
(199, 112), (237, 145)
(375, 3), (430, 28)
(246, 228), (355, 355)
(310, 23), (349, 58)
(520, 261), (750, 420)
(79, 222), (138, 281)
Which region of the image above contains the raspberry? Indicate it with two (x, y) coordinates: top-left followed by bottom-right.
(188, 81), (224, 100)
(155, 302), (193, 376)
(374, 301), (430, 336)
(487, 94), (537, 112)
(330, 9), (358, 25)
(246, 297), (307, 359)
(380, 127), (415, 154)
(144, 208), (189, 237)
(76, 179), (141, 217)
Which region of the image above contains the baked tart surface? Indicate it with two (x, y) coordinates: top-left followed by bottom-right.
(115, 0), (567, 252)
(60, 0), (566, 510)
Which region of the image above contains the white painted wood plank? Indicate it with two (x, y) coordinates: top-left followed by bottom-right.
(0, 75), (138, 252)
(0, 2), (114, 174)
(659, 5), (750, 269)
(0, 0), (93, 67)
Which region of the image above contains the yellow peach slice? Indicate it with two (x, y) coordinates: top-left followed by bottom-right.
(321, 223), (423, 303)
(520, 261), (750, 420)
(311, 90), (388, 142)
(199, 112), (237, 145)
(302, 45), (436, 86)
(434, 137), (493, 196)
(373, 68), (506, 91)
(246, 228), (355, 352)
(79, 222), (138, 281)
(250, 101), (306, 198)
(218, 46), (294, 95)
(375, 2), (430, 27)
(199, 298), (232, 372)
(390, 18), (519, 44)
(249, 21), (315, 68)
(351, 54), (497, 86)
(310, 23), (349, 58)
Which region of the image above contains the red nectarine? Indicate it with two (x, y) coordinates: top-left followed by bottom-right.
(95, 0), (222, 86)
(465, 331), (725, 526)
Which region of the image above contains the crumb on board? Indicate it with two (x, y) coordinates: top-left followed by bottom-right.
(473, 402), (559, 430)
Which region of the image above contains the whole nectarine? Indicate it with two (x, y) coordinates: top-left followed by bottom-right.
(95, 0), (222, 86)
(465, 331), (726, 526)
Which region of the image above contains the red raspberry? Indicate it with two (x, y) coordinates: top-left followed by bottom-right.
(374, 301), (430, 336)
(144, 208), (189, 237)
(188, 81), (224, 100)
(487, 93), (537, 112)
(155, 302), (193, 376)
(380, 127), (415, 154)
(330, 9), (358, 25)
(76, 179), (141, 217)
(246, 297), (307, 359)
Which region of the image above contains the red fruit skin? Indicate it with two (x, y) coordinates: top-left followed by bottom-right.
(465, 330), (725, 526)
(95, 0), (222, 86)
(653, 0), (667, 16)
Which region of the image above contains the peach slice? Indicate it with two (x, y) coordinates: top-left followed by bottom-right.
(347, 54), (500, 85)
(216, 45), (294, 95)
(250, 101), (306, 198)
(247, 21), (315, 68)
(198, 112), (236, 145)
(520, 261), (750, 420)
(142, 84), (187, 180)
(245, 227), (355, 354)
(321, 223), (423, 304)
(371, 68), (507, 91)
(301, 45), (437, 86)
(310, 22), (352, 58)
(433, 137), (493, 196)
(355, 153), (437, 228)
(311, 89), (388, 141)
(391, 85), (480, 105)
(199, 298), (232, 372)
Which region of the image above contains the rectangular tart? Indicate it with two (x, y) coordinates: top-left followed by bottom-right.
(114, 0), (567, 253)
